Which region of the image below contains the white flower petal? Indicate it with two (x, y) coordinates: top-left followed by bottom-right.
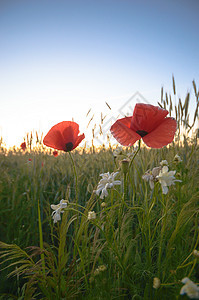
(51, 204), (60, 211)
(113, 180), (122, 186)
(149, 181), (155, 189)
(52, 210), (61, 223)
(180, 285), (186, 295)
(160, 160), (168, 166)
(180, 278), (199, 299)
(162, 186), (168, 194)
(152, 167), (161, 177)
(60, 199), (68, 209)
(112, 172), (119, 179)
(182, 277), (191, 284)
(95, 189), (101, 196)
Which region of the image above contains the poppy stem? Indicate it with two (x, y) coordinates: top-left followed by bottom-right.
(129, 139), (141, 170)
(127, 140), (141, 202)
(68, 151), (78, 204)
(68, 151), (79, 244)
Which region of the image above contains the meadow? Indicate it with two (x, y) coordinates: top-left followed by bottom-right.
(0, 80), (199, 300)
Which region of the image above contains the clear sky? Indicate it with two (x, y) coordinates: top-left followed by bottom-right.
(0, 0), (198, 147)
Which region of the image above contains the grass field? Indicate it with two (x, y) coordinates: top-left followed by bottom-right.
(0, 81), (199, 299)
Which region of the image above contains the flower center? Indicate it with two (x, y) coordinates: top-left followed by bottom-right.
(136, 130), (148, 137)
(65, 142), (74, 152)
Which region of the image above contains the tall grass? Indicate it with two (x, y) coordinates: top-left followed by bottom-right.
(0, 78), (199, 299)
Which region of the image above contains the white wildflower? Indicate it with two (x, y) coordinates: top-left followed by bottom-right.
(51, 199), (68, 223)
(160, 160), (168, 166)
(180, 277), (199, 299)
(174, 154), (182, 163)
(142, 167), (161, 189)
(88, 211), (96, 220)
(156, 166), (181, 194)
(95, 172), (121, 199)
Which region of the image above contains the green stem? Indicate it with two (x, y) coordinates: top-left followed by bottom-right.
(188, 259), (197, 278)
(128, 139), (141, 170)
(68, 151), (80, 258)
(158, 194), (167, 277)
(68, 151), (78, 204)
(127, 140), (141, 204)
(37, 198), (45, 277)
(123, 172), (128, 205)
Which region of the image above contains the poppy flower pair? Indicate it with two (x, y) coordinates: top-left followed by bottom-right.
(43, 104), (177, 152)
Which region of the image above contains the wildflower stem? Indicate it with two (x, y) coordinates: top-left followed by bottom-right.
(123, 172), (128, 204)
(158, 194), (168, 277)
(192, 223), (199, 251)
(177, 261), (195, 269)
(188, 259), (198, 278)
(37, 198), (45, 277)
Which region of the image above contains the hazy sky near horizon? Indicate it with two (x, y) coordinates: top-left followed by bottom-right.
(0, 0), (199, 147)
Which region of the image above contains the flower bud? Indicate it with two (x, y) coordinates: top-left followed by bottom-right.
(101, 202), (106, 208)
(174, 154), (182, 163)
(120, 159), (129, 174)
(193, 249), (199, 258)
(153, 277), (161, 289)
(160, 160), (168, 166)
(88, 211), (96, 220)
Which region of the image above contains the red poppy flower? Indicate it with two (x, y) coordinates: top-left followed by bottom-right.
(20, 142), (26, 151)
(53, 150), (58, 157)
(43, 121), (85, 152)
(110, 103), (177, 148)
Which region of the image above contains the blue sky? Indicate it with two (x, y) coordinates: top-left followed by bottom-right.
(0, 0), (198, 147)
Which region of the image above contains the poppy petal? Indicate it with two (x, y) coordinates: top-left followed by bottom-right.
(62, 125), (76, 145)
(61, 121), (80, 140)
(62, 122), (85, 150)
(73, 133), (85, 149)
(110, 117), (140, 146)
(43, 128), (66, 150)
(130, 103), (168, 133)
(142, 117), (177, 148)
